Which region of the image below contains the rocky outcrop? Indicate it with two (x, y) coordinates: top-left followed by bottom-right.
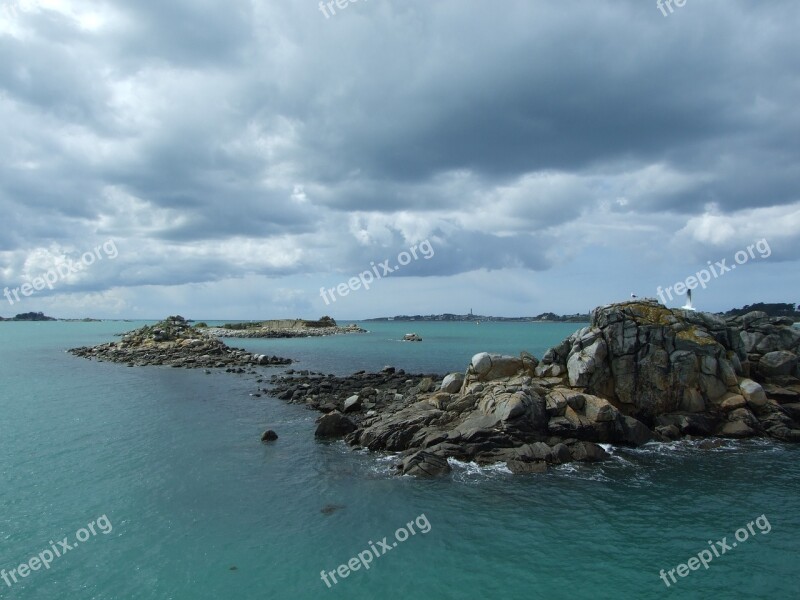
(265, 300), (800, 477)
(203, 317), (365, 338)
(343, 350), (650, 471)
(265, 368), (441, 416)
(536, 300), (800, 442)
(69, 316), (293, 369)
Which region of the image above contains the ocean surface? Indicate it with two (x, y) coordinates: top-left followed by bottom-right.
(1, 320), (798, 600)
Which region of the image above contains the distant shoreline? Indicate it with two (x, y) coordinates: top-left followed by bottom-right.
(364, 313), (590, 323)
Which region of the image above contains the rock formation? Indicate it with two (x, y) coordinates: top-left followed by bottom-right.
(266, 300), (800, 477)
(69, 315), (293, 369)
(202, 317), (365, 338)
(536, 300), (800, 442)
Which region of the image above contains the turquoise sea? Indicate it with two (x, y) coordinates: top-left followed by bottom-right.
(1, 320), (798, 599)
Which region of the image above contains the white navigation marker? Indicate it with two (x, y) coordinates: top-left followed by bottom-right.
(682, 289), (697, 311)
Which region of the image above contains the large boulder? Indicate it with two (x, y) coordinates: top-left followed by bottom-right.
(570, 442), (610, 462)
(583, 394), (617, 422)
(469, 352), (532, 381)
(343, 394), (362, 413)
(477, 389), (547, 428)
(314, 412), (357, 438)
(739, 379), (767, 408)
(398, 451), (451, 477)
(567, 338), (608, 388)
(618, 416), (654, 447)
(758, 351), (798, 378)
(719, 421), (756, 438)
(441, 372), (465, 393)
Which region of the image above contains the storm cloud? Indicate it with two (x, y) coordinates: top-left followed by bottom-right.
(1, 0), (797, 318)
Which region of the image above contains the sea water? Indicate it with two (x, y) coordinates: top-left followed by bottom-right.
(1, 321), (798, 599)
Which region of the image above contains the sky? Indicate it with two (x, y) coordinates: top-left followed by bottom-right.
(0, 0), (798, 320)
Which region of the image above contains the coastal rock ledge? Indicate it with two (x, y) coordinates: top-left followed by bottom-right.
(69, 316), (292, 369)
(267, 300), (800, 476)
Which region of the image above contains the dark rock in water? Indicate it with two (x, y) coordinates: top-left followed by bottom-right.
(550, 443), (572, 464)
(619, 415), (654, 447)
(398, 451), (451, 477)
(261, 430), (278, 442)
(314, 412), (357, 438)
(655, 424), (681, 440)
(506, 460), (548, 474)
(718, 421), (756, 438)
(320, 504), (345, 515)
(698, 438), (726, 450)
(570, 441), (610, 462)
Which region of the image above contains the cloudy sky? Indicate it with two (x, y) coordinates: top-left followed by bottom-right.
(1, 0), (798, 319)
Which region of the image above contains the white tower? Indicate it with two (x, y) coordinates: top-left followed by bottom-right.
(682, 289), (696, 311)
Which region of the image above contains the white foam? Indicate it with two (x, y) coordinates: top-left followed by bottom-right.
(447, 458), (512, 477)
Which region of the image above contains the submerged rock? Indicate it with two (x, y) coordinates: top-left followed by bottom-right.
(320, 504), (345, 515)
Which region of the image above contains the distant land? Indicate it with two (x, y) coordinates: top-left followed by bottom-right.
(721, 303), (799, 318)
(364, 312), (591, 323)
(0, 311), (104, 322)
(0, 311), (58, 321)
(365, 303), (800, 323)
(2, 303), (798, 323)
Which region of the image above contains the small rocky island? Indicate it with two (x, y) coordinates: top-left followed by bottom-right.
(0, 311), (57, 321)
(69, 316), (292, 369)
(201, 316), (365, 338)
(266, 300), (800, 477)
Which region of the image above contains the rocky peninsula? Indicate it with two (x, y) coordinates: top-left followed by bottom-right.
(200, 316), (366, 338)
(69, 316), (292, 369)
(265, 300), (800, 477)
